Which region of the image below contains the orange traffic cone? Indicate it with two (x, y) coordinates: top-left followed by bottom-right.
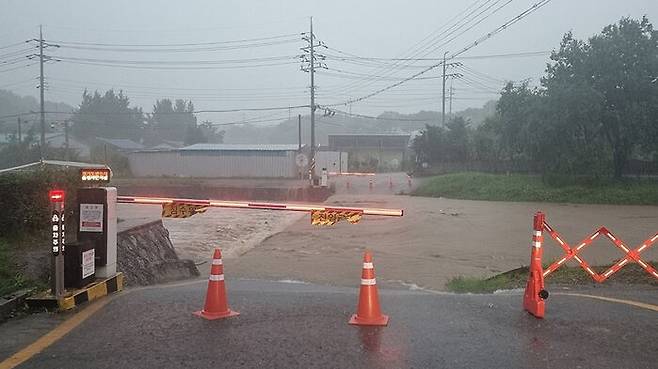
(349, 251), (389, 326)
(193, 248), (239, 320)
(523, 212), (548, 318)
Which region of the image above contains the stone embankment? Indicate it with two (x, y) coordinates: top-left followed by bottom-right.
(117, 219), (199, 286)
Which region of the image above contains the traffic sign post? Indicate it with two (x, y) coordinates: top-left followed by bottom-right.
(49, 189), (66, 298)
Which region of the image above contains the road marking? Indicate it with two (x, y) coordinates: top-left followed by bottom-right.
(557, 292), (658, 313)
(0, 297), (112, 369)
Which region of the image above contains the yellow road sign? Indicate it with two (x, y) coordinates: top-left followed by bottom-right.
(311, 210), (362, 226)
(162, 203), (208, 218)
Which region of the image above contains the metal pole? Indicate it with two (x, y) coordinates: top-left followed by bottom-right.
(442, 51), (447, 125)
(64, 120), (70, 161)
(309, 16), (316, 182)
(298, 114), (302, 151)
(449, 80), (454, 116)
(50, 198), (65, 298)
(39, 25), (46, 152)
(17, 117), (21, 143)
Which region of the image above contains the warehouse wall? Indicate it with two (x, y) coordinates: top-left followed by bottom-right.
(315, 151), (348, 173)
(129, 150), (298, 178)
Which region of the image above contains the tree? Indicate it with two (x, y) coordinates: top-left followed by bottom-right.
(412, 124), (447, 164)
(151, 98), (198, 142)
(543, 17), (658, 178)
(444, 117), (470, 162)
(71, 89), (144, 140)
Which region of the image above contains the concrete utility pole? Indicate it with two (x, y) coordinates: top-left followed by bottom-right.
(39, 25), (46, 151)
(17, 117), (22, 143)
(442, 51), (447, 125)
(298, 114), (302, 151)
(64, 120), (70, 161)
(449, 82), (454, 116)
(309, 16), (316, 182)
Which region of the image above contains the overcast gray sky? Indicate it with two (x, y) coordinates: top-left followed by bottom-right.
(1, 0), (656, 124)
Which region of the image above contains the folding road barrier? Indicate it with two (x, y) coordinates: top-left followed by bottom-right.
(524, 211), (658, 319)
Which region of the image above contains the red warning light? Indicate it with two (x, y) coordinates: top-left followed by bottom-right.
(49, 190), (65, 202)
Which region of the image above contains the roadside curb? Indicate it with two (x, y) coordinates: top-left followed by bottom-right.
(26, 273), (124, 311)
(0, 288), (35, 321)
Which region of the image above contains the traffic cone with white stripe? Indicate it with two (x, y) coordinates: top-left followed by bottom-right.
(349, 251), (389, 326)
(523, 212), (548, 319)
(193, 248), (239, 320)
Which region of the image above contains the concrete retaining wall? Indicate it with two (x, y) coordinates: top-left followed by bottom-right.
(117, 219), (199, 286)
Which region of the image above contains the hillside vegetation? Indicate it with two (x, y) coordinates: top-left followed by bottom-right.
(413, 172), (658, 205)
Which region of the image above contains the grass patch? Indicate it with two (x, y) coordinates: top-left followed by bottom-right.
(0, 239), (27, 296)
(446, 275), (515, 293)
(412, 172), (658, 205)
(446, 263), (658, 293)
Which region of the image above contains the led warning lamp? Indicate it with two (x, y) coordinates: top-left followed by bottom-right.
(80, 168), (112, 183)
(49, 189), (65, 202)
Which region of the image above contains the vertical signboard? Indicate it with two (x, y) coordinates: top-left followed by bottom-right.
(80, 203), (104, 232)
(51, 210), (61, 255)
(49, 189), (66, 297)
(82, 248), (95, 279)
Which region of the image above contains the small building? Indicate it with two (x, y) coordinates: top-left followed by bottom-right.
(95, 137), (145, 154)
(327, 134), (411, 171)
(128, 144), (302, 178)
(46, 133), (91, 158)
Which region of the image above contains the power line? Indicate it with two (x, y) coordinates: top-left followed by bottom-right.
(319, 108), (438, 122)
(47, 33), (299, 48)
(54, 54), (297, 65)
(51, 38), (300, 53)
(323, 50), (550, 62)
(326, 0), (552, 108)
(0, 41), (29, 50)
(48, 77), (309, 92)
(325, 0), (511, 97)
(56, 59), (297, 71)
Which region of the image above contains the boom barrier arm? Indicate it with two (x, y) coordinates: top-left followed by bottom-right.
(116, 196), (404, 217)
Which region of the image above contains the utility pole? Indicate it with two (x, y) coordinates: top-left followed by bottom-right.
(449, 82), (454, 116)
(442, 51), (447, 125)
(298, 114), (302, 151)
(39, 25), (46, 151)
(300, 17), (326, 184)
(309, 17), (316, 182)
(64, 120), (70, 161)
(17, 117), (22, 143)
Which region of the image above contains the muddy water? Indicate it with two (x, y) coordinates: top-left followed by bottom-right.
(117, 204), (305, 263)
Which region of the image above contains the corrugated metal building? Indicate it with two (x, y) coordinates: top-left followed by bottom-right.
(315, 150), (349, 173)
(328, 134), (411, 171)
(129, 144), (300, 178)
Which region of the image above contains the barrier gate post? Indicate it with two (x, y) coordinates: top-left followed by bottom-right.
(523, 211), (549, 318)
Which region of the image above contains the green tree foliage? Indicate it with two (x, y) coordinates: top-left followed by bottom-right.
(0, 168), (82, 239)
(413, 16), (658, 179)
(412, 117), (472, 163)
(151, 98), (199, 142)
(71, 89), (144, 140)
(0, 127), (41, 168)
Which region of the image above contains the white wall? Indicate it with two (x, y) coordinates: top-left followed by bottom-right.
(129, 150), (298, 178)
(315, 151), (348, 173)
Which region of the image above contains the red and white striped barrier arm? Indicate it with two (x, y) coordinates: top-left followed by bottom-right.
(117, 196), (403, 217)
(328, 172), (376, 177)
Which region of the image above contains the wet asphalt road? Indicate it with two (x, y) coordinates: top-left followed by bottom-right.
(13, 280), (657, 369)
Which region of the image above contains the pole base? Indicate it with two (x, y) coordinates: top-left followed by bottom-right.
(193, 309), (240, 320)
(348, 314), (389, 326)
